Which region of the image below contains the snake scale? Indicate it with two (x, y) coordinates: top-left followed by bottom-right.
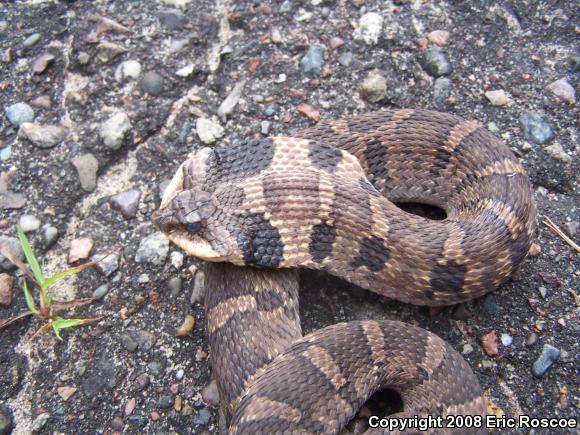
(153, 109), (536, 434)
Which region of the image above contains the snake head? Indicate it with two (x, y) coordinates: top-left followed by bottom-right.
(153, 189), (215, 235)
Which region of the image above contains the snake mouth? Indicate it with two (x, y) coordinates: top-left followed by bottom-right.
(155, 154), (226, 262)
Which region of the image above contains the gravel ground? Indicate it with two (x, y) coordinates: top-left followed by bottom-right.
(0, 0), (578, 434)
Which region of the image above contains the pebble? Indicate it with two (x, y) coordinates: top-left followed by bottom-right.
(338, 52), (354, 67)
(168, 277), (182, 296)
(526, 332), (538, 346)
(427, 30), (451, 46)
(538, 286), (549, 298)
(42, 225), (58, 248)
(96, 41), (127, 64)
(100, 112), (132, 150)
(300, 45), (324, 77)
(480, 331), (499, 357)
(57, 386), (77, 401)
(91, 284), (110, 300)
(109, 189), (141, 219)
(500, 333), (513, 346)
(545, 77), (575, 104)
(217, 81), (246, 120)
(176, 315), (195, 337)
(23, 33), (41, 47)
(72, 153), (99, 192)
(528, 243), (541, 256)
(532, 344), (560, 377)
(77, 52), (90, 65)
(133, 373), (150, 391)
(433, 77), (452, 108)
(124, 398), (136, 416)
(564, 221), (578, 236)
(359, 69), (387, 103)
(138, 273), (150, 284)
(271, 28), (282, 43)
(19, 123), (68, 148)
(544, 143), (571, 163)
(68, 237), (94, 263)
(148, 361), (164, 376)
(31, 52), (55, 74)
(485, 90), (511, 106)
(264, 104), (278, 117)
(115, 60), (142, 82)
(18, 214), (40, 232)
(176, 368), (185, 381)
(94, 253), (119, 276)
(6, 102), (34, 127)
(329, 37), (344, 49)
(0, 237), (24, 272)
(32, 413), (50, 432)
(193, 409), (211, 426)
(135, 232), (169, 266)
(196, 118), (224, 144)
(0, 147), (11, 161)
(353, 12), (383, 45)
(170, 251), (184, 269)
(176, 63), (195, 77)
(0, 406), (13, 435)
(297, 104), (320, 122)
(461, 343), (474, 355)
(261, 120), (271, 135)
(158, 9), (187, 30)
(30, 95), (51, 109)
(158, 395), (174, 409)
(421, 47), (453, 77)
(140, 71), (165, 96)
(519, 112), (553, 144)
(0, 273), (14, 306)
(0, 190), (26, 210)
(201, 380), (220, 406)
(120, 330), (157, 353)
(189, 270), (205, 305)
(110, 416), (124, 431)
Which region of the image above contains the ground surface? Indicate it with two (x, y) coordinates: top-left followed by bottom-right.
(0, 0), (578, 434)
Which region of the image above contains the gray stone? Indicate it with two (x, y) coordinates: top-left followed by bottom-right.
(81, 357), (117, 397)
(0, 236), (24, 272)
(93, 253), (119, 277)
(96, 41), (127, 64)
(170, 251), (184, 269)
(168, 276), (182, 297)
(519, 112), (554, 144)
(564, 221), (578, 236)
(422, 47), (453, 77)
(100, 112), (132, 150)
(133, 373), (150, 391)
(19, 123), (68, 148)
(140, 71), (165, 96)
(42, 225), (58, 248)
(217, 81), (246, 120)
(545, 77), (575, 104)
(18, 214), (40, 232)
(148, 361), (164, 376)
(544, 143), (571, 163)
(77, 51), (90, 65)
(484, 89), (511, 106)
(120, 330), (157, 352)
(92, 284), (109, 300)
(526, 332), (538, 346)
(109, 189), (141, 219)
(353, 12), (383, 46)
(32, 412), (50, 432)
(0, 406), (13, 435)
(158, 395), (174, 409)
(115, 60), (142, 82)
(190, 270), (205, 304)
(532, 344), (560, 377)
(359, 69), (387, 103)
(264, 104), (278, 117)
(6, 102), (34, 126)
(31, 52), (55, 74)
(72, 153), (99, 192)
(261, 120), (271, 135)
(158, 9), (187, 30)
(301, 45), (324, 77)
(135, 232), (169, 266)
(0, 191), (26, 209)
(201, 380), (220, 406)
(30, 95), (51, 109)
(433, 77), (452, 108)
(23, 33), (41, 47)
(193, 409), (211, 426)
(0, 147), (11, 161)
(196, 118), (224, 144)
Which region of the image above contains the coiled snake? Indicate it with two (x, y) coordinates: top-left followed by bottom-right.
(153, 110), (536, 434)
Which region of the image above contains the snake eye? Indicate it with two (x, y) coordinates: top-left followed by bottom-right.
(186, 222), (201, 234)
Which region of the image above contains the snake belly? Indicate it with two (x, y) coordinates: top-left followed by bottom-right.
(153, 109), (536, 433)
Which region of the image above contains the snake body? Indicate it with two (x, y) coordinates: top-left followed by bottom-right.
(153, 110), (536, 433)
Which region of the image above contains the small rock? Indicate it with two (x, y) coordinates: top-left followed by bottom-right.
(353, 12), (383, 46)
(0, 273), (14, 306)
(30, 95), (51, 109)
(193, 409), (211, 426)
(23, 33), (41, 47)
(532, 344), (560, 377)
(148, 361), (164, 376)
(110, 416), (124, 431)
(18, 214), (40, 232)
(150, 411), (160, 421)
(538, 286), (549, 299)
(176, 369), (185, 380)
(135, 232), (169, 266)
(528, 243), (541, 256)
(545, 77), (575, 104)
(0, 236), (24, 272)
(100, 112), (132, 150)
(297, 104), (320, 122)
(421, 47), (453, 77)
(170, 251), (184, 269)
(190, 270), (205, 304)
(519, 112), (553, 144)
(564, 221), (578, 236)
(42, 225), (58, 248)
(168, 277), (182, 296)
(140, 71), (165, 96)
(31, 52), (55, 74)
(329, 37), (344, 49)
(6, 102), (34, 126)
(201, 380), (220, 406)
(72, 153), (99, 192)
(115, 60), (142, 82)
(176, 315), (195, 337)
(96, 41), (127, 64)
(91, 284), (109, 300)
(196, 118), (224, 144)
(480, 331), (499, 357)
(261, 120), (271, 135)
(195, 348), (207, 361)
(526, 332), (538, 346)
(69, 237), (94, 263)
(109, 189), (141, 219)
(300, 45), (324, 77)
(544, 143), (571, 163)
(133, 373), (150, 391)
(338, 52), (354, 67)
(158, 395), (174, 409)
(0, 147), (12, 162)
(32, 413), (50, 432)
(0, 406), (13, 435)
(176, 63), (195, 77)
(433, 77), (452, 108)
(19, 123), (68, 148)
(500, 333), (513, 346)
(57, 386), (77, 401)
(485, 90), (511, 106)
(138, 273), (150, 284)
(120, 330), (157, 352)
(359, 69), (387, 103)
(93, 252), (119, 277)
(427, 30), (451, 46)
(158, 9), (186, 30)
(77, 52), (90, 65)
(217, 81), (246, 120)
(461, 343), (474, 355)
(125, 398), (136, 416)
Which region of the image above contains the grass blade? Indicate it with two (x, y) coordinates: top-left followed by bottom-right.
(16, 226), (44, 284)
(22, 280), (39, 314)
(43, 261), (97, 288)
(51, 316), (102, 340)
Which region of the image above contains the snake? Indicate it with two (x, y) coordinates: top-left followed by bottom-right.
(152, 109), (536, 434)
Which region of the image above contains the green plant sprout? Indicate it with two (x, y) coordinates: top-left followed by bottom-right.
(0, 226), (101, 340)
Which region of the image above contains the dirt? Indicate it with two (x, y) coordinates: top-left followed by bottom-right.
(0, 0), (578, 434)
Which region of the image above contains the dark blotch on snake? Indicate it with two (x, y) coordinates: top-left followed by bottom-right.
(308, 141), (343, 172)
(237, 212), (284, 267)
(309, 222), (337, 264)
(429, 260), (468, 294)
(351, 236), (390, 272)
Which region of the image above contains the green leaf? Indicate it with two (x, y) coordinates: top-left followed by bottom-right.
(22, 280), (39, 314)
(16, 226), (44, 285)
(51, 316), (85, 340)
(43, 262), (95, 289)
